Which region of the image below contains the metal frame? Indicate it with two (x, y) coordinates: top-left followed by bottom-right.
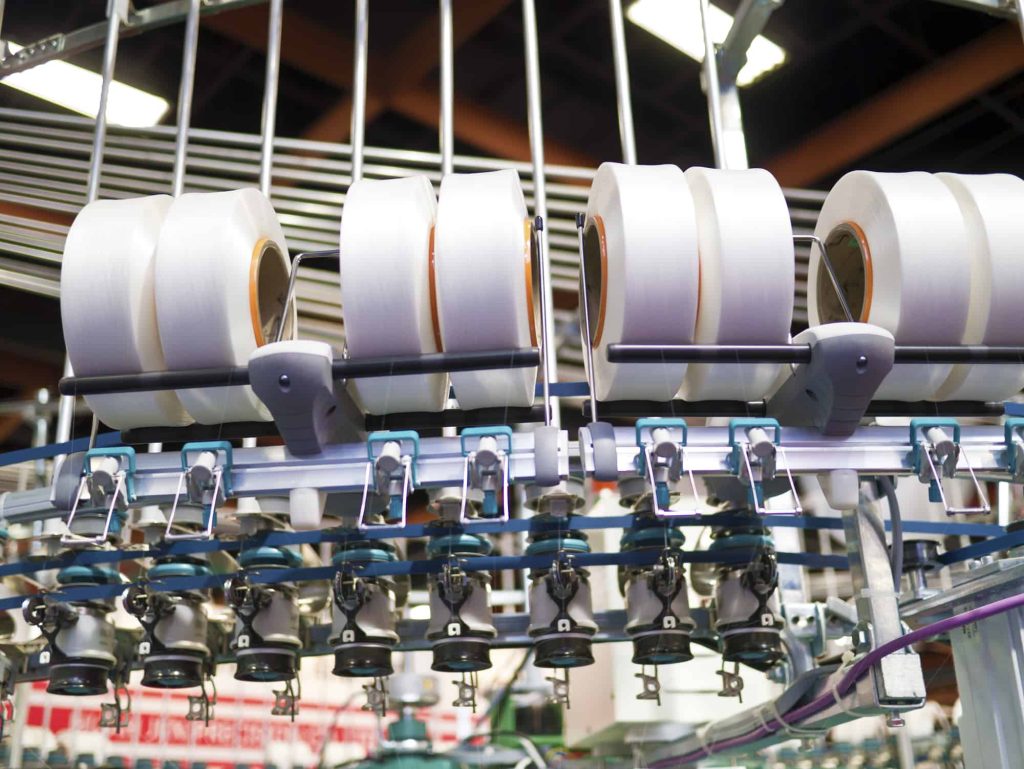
(0, 0), (269, 75)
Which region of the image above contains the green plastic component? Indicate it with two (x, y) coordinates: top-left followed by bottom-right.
(148, 560), (211, 580)
(526, 536), (590, 556)
(238, 545), (302, 569)
(427, 532), (492, 558)
(57, 565), (122, 586)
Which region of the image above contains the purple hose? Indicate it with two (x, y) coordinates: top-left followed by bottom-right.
(650, 590), (1024, 767)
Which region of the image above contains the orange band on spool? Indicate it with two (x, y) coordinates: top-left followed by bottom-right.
(523, 218), (539, 347)
(586, 215), (609, 349)
(428, 224), (444, 352)
(250, 237), (271, 347)
(846, 220), (873, 322)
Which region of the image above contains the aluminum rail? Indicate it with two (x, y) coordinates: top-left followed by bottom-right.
(606, 343), (1024, 364)
(0, 0), (269, 75)
(58, 348), (541, 396)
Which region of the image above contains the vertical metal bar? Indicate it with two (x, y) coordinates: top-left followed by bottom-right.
(0, 0), (6, 47)
(171, 0), (201, 198)
(1016, 0), (1024, 46)
(259, 0), (283, 196)
(521, 0), (559, 428)
(699, 0), (726, 169)
(439, 0), (455, 176)
(608, 0), (637, 165)
(350, 0), (370, 184)
(85, 1), (124, 205)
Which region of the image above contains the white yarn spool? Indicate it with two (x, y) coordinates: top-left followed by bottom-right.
(809, 171), (971, 401)
(155, 188), (293, 424)
(433, 170), (538, 410)
(581, 162), (699, 401)
(339, 175), (448, 414)
(933, 173), (1024, 402)
(61, 195), (192, 429)
(681, 167), (795, 402)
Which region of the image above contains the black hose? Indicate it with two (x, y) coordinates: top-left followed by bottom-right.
(878, 475), (903, 592)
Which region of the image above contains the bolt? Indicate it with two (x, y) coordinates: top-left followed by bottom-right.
(278, 374), (290, 389)
(856, 355), (868, 372)
(886, 713), (905, 728)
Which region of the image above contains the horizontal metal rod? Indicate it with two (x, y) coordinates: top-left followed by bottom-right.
(583, 398), (1004, 420)
(607, 344), (1024, 364)
(59, 348), (541, 396)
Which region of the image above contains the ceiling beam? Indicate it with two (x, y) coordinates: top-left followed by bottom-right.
(304, 0), (514, 143)
(766, 23), (1024, 187)
(204, 4), (595, 166)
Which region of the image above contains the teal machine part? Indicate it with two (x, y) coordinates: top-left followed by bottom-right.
(710, 514), (784, 670)
(331, 540), (402, 678)
(525, 531), (597, 670)
(22, 565), (123, 697)
(227, 545), (303, 688)
(619, 517), (695, 667)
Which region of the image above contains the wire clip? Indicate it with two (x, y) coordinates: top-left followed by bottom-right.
(358, 431), (420, 530)
(909, 419), (989, 516)
(634, 418), (699, 517)
(459, 426), (513, 524)
(165, 441), (234, 541)
(727, 419), (800, 515)
(62, 446), (137, 546)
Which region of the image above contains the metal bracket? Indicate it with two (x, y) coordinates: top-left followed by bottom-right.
(727, 419), (801, 514)
(452, 671), (479, 712)
(165, 441), (233, 541)
(910, 419), (990, 516)
(99, 684), (131, 733)
(547, 669), (572, 709)
(187, 670), (216, 725)
(635, 666), (662, 705)
(362, 677), (388, 717)
(459, 426), (513, 524)
(358, 431), (420, 530)
(271, 678), (299, 720)
(634, 418), (700, 517)
(62, 447), (137, 546)
(1005, 418), (1024, 483)
(717, 662), (744, 702)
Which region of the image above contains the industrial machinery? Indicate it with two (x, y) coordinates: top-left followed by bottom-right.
(4, 1), (1024, 769)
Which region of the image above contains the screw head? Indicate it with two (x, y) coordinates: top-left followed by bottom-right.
(856, 355), (869, 372)
(278, 374), (290, 389)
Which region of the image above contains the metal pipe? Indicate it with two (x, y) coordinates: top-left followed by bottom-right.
(0, 0), (6, 48)
(59, 349), (542, 396)
(608, 0), (637, 164)
(259, 0), (283, 196)
(607, 343), (1024, 365)
(349, 0), (369, 184)
(521, 0), (560, 428)
(439, 0), (455, 176)
(171, 0), (201, 197)
(1016, 0), (1024, 45)
(86, 0), (124, 204)
(698, 0), (726, 169)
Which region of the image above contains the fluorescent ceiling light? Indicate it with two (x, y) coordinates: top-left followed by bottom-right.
(1, 43), (170, 127)
(626, 0), (787, 87)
